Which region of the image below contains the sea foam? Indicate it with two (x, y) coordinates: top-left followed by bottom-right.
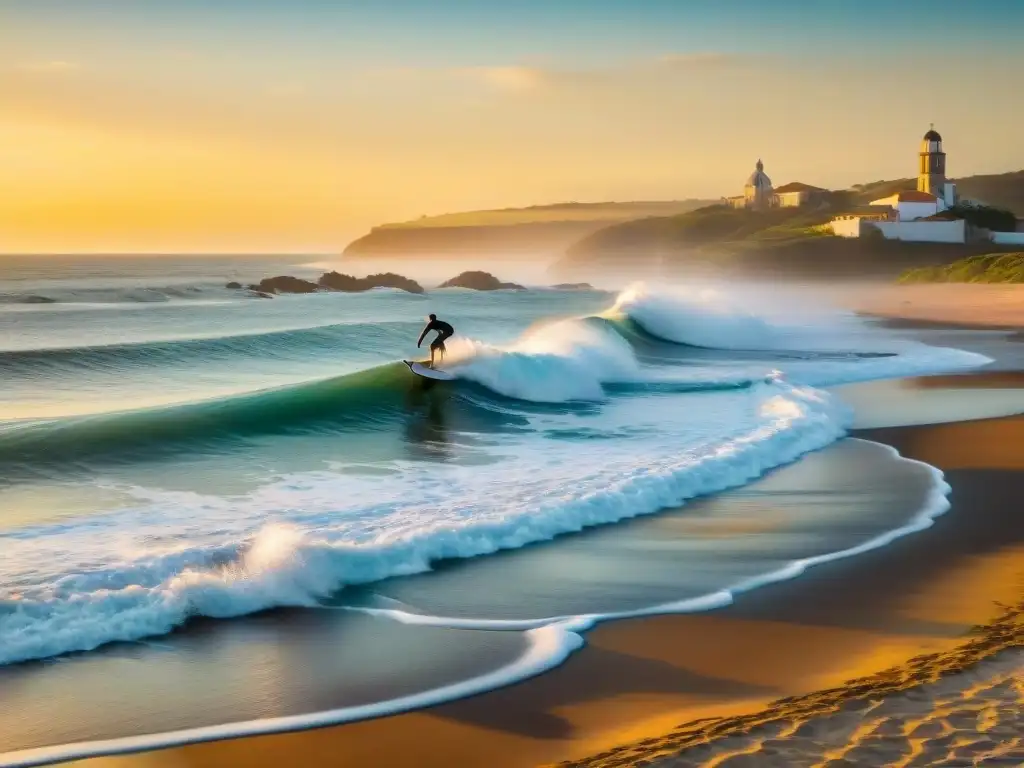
(0, 376), (847, 666)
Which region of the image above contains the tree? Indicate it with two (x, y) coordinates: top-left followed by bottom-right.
(947, 204), (1017, 232)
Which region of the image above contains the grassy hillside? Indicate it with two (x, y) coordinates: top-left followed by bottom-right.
(899, 252), (1024, 284)
(554, 169), (1024, 279)
(956, 170), (1024, 214)
(343, 200), (714, 258)
(561, 204), (834, 261)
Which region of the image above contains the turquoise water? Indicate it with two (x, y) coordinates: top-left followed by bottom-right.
(0, 256), (995, 763)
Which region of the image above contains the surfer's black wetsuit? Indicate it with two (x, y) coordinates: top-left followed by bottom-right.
(417, 318), (454, 352)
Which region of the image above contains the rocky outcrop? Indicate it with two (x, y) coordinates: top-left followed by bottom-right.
(439, 271), (526, 291)
(242, 272), (425, 296)
(318, 271), (424, 294)
(225, 281), (243, 290)
(551, 282), (594, 290)
(256, 276), (319, 294)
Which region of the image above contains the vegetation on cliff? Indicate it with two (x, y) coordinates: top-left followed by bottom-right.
(898, 252), (1024, 284)
(925, 203), (1018, 232)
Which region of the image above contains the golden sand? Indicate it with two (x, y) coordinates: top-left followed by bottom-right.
(557, 583), (1024, 767)
(853, 283), (1024, 328)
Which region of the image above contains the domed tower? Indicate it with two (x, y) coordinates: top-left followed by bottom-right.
(918, 125), (946, 197)
(743, 159), (773, 210)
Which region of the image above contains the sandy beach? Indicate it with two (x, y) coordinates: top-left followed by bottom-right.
(853, 283), (1024, 329)
(54, 405), (1024, 767)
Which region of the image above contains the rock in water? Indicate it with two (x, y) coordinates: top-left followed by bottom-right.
(256, 276), (319, 294)
(439, 271), (526, 291)
(318, 271), (425, 294)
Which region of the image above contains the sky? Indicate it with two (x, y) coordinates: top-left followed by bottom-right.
(2, 0), (1023, 254)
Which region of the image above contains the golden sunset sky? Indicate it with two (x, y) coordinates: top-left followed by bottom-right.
(2, 0), (1023, 253)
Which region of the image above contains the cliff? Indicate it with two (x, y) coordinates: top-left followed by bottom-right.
(342, 200), (714, 258)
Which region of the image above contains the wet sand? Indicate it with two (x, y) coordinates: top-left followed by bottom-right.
(58, 409), (1024, 768)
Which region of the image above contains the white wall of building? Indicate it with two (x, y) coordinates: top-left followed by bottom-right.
(870, 194), (941, 221)
(942, 182), (957, 207)
(895, 201), (941, 220)
(992, 232), (1024, 246)
(871, 220), (965, 243)
(829, 218), (866, 238)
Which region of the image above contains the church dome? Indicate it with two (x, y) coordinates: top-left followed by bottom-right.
(745, 159), (772, 189)
(923, 128), (942, 141)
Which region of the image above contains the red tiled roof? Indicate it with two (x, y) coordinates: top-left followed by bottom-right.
(773, 182), (827, 194)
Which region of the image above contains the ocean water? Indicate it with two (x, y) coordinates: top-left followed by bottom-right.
(0, 256), (996, 763)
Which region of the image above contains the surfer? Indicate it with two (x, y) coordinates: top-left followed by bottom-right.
(417, 314), (455, 368)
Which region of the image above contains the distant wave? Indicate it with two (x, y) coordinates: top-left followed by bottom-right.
(0, 285), (225, 306)
(0, 319), (416, 371)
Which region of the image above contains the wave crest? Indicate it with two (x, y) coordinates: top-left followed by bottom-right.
(448, 319), (639, 402)
(610, 283), (776, 350)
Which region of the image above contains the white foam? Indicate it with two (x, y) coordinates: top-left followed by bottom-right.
(610, 282), (989, 356)
(607, 281), (992, 387)
(0, 378), (848, 666)
(0, 439), (952, 768)
(445, 318), (640, 401)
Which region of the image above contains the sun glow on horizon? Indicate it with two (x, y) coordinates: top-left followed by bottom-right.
(2, 1), (1023, 254)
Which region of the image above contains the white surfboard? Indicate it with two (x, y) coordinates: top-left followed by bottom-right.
(403, 360), (456, 381)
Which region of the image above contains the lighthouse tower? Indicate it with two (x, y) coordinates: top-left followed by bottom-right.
(918, 125), (955, 206)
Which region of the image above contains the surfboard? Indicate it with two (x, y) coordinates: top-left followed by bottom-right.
(403, 360), (456, 381)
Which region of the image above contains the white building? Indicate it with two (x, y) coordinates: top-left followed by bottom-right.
(829, 126), (966, 243)
(725, 159), (774, 210)
(724, 161), (828, 210)
(869, 190), (944, 221)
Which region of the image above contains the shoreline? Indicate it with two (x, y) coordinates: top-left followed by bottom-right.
(48, 406), (1024, 768)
